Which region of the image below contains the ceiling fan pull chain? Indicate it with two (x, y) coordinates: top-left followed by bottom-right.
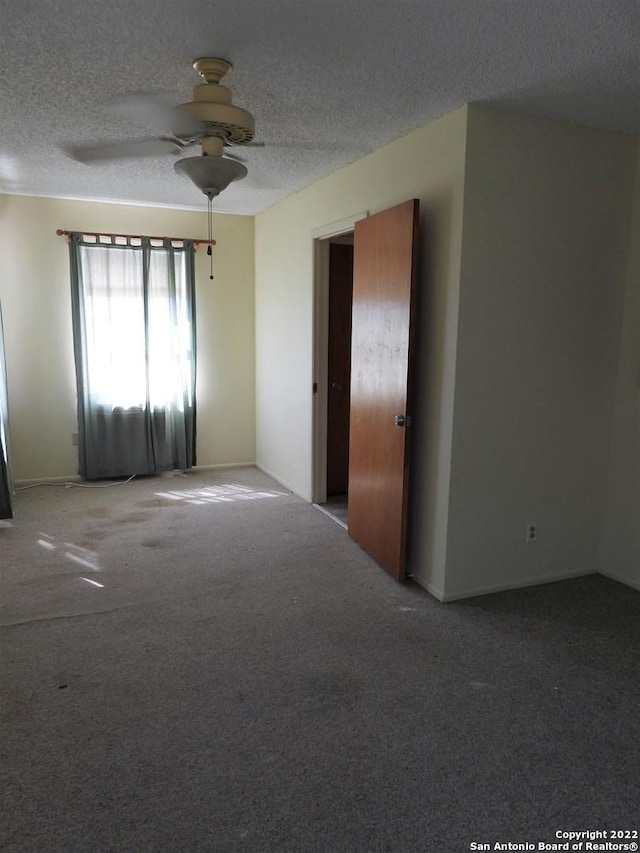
(207, 192), (214, 280)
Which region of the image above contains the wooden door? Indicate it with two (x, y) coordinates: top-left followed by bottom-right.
(347, 199), (419, 581)
(326, 242), (354, 495)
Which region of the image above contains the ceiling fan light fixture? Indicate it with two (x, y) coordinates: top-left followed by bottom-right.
(173, 154), (248, 197)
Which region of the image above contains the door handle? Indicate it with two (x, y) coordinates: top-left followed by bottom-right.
(394, 414), (405, 427)
(331, 382), (343, 390)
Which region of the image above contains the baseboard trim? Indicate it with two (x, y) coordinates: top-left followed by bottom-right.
(598, 568), (640, 593)
(193, 462), (256, 472)
(438, 568), (597, 602)
(14, 463), (256, 489)
(14, 474), (83, 488)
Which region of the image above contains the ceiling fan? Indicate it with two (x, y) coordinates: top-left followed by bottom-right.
(67, 58), (257, 199)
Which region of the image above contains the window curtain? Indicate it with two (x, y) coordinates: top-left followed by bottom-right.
(69, 234), (196, 480)
(0, 301), (13, 518)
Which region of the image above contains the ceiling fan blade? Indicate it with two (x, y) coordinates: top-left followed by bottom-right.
(110, 93), (204, 139)
(65, 137), (185, 163)
(227, 140), (369, 154)
(227, 140), (266, 149)
(224, 150), (246, 164)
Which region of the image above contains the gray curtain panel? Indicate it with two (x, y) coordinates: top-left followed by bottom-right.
(0, 302), (13, 518)
(69, 234), (197, 480)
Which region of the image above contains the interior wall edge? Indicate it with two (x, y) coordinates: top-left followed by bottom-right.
(407, 575), (446, 602)
(444, 107), (637, 599)
(598, 134), (640, 588)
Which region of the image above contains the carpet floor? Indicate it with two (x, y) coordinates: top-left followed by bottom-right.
(1, 467), (638, 852)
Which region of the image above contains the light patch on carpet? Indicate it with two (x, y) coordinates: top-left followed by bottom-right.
(64, 551), (100, 571)
(80, 576), (104, 588)
(154, 483), (285, 505)
(37, 532), (101, 571)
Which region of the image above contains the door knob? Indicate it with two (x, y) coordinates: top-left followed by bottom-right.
(394, 414), (405, 427)
(331, 382), (342, 390)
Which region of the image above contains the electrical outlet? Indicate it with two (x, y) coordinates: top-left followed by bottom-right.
(72, 432), (79, 446)
(526, 523), (537, 543)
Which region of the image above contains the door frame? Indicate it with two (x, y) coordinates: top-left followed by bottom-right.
(311, 212), (368, 504)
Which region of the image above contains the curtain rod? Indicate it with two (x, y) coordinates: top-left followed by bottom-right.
(55, 229), (215, 248)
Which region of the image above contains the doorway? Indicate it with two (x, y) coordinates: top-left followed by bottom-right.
(312, 212), (367, 522)
(323, 237), (353, 527)
(313, 201), (419, 581)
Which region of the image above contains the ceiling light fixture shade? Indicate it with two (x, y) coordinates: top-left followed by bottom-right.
(174, 155), (248, 198)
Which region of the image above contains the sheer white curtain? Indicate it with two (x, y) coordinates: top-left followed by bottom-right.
(69, 234), (196, 480)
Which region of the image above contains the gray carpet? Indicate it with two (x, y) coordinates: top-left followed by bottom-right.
(1, 467), (638, 852)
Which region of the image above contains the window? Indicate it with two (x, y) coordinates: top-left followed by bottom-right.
(69, 233), (197, 480)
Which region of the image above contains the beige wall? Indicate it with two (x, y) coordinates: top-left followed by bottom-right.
(255, 105), (638, 601)
(600, 138), (640, 590)
(446, 108), (637, 599)
(255, 107), (469, 596)
(0, 195), (255, 482)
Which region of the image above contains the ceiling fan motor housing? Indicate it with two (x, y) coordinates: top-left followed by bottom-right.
(175, 79), (255, 144)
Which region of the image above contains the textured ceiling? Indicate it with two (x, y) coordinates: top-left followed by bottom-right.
(0, 0), (638, 215)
